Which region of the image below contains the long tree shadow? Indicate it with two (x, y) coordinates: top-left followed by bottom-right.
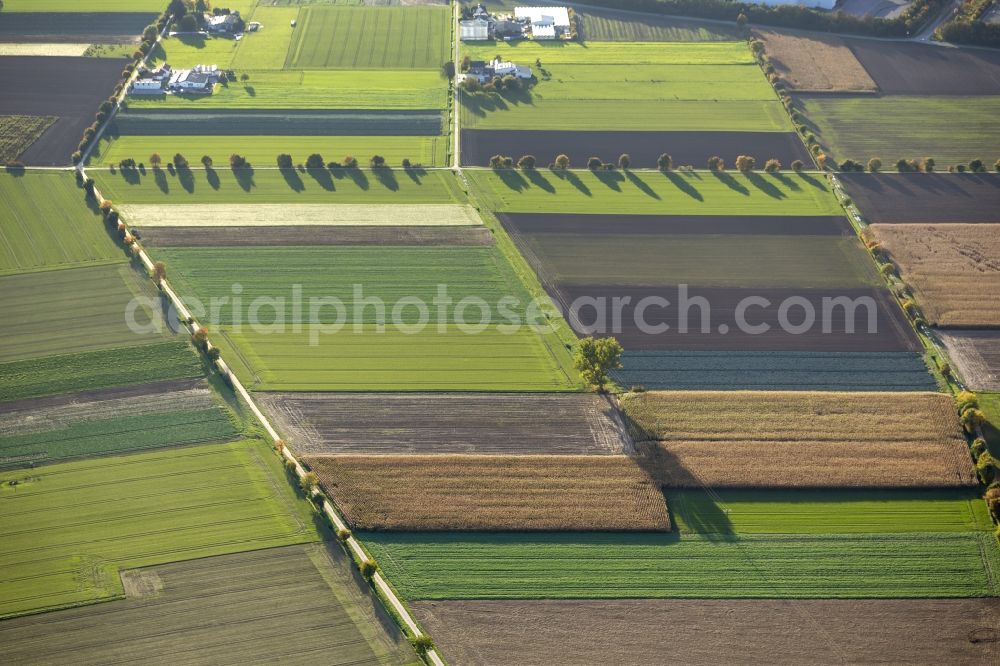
(663, 170), (703, 201)
(232, 165), (255, 192)
(746, 171), (785, 199)
(770, 171), (800, 191)
(204, 165), (220, 190)
(372, 166), (399, 191)
(152, 166), (169, 194)
(403, 164), (426, 184)
(279, 165), (304, 192)
(495, 167), (528, 191)
(307, 165), (335, 191)
(797, 171), (827, 191)
(344, 166), (369, 190)
(593, 168), (624, 191)
(524, 168), (555, 193)
(176, 165), (196, 193)
(552, 169), (591, 196)
(712, 170), (749, 195)
(625, 170), (660, 199)
(120, 164), (141, 185)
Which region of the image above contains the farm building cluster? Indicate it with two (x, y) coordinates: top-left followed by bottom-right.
(130, 64), (221, 96)
(460, 4), (574, 41)
(461, 58), (533, 85)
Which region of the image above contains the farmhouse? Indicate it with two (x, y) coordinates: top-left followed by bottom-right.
(464, 58), (533, 83)
(167, 64), (220, 94)
(459, 17), (490, 41)
(206, 10), (244, 34)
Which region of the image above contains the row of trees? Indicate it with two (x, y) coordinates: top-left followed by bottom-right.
(490, 152), (800, 172)
(276, 153), (410, 170)
(838, 157), (1000, 173)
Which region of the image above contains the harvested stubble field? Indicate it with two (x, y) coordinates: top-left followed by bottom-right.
(0, 264), (167, 363)
(612, 351), (938, 392)
(796, 95), (1000, 164)
(0, 379), (237, 466)
(93, 167), (466, 203)
(462, 41), (754, 65)
(0, 544), (420, 666)
(287, 6), (451, 69)
(839, 173), (1000, 224)
(0, 440), (319, 618)
(755, 29), (877, 92)
(112, 109), (444, 136)
(0, 171), (124, 275)
(0, 115), (55, 162)
(125, 203), (480, 227)
(139, 225), (493, 247)
(939, 330), (1000, 391)
(127, 70), (447, 110)
(306, 455), (669, 531)
(874, 223), (1000, 326)
(0, 341), (202, 403)
(0, 43), (91, 57)
(259, 393), (628, 455)
(363, 531), (1000, 599)
(845, 39), (1000, 95)
(413, 598), (1000, 666)
(468, 169), (841, 215)
(499, 212), (854, 236)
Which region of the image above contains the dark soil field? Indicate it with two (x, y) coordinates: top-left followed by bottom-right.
(138, 225), (494, 246)
(461, 130), (813, 169)
(0, 13), (155, 42)
(0, 57), (124, 165)
(554, 285), (920, 352)
(0, 377), (202, 414)
(258, 393), (630, 454)
(939, 330), (1000, 391)
(840, 174), (1000, 223)
(498, 213), (853, 236)
(414, 599), (1000, 666)
(846, 39), (1000, 95)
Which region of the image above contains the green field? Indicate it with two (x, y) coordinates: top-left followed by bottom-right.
(0, 440), (319, 618)
(94, 135), (447, 168)
(0, 115), (56, 162)
(235, 6), (300, 70)
(363, 531), (1000, 599)
(796, 95), (1000, 164)
(580, 12), (738, 41)
(93, 166), (465, 203)
(287, 6), (451, 69)
(127, 70), (447, 110)
(462, 41), (754, 65)
(0, 341), (202, 403)
(0, 264), (168, 363)
(468, 169), (843, 215)
(0, 171), (124, 275)
(1, 0), (166, 10)
(151, 35), (243, 70)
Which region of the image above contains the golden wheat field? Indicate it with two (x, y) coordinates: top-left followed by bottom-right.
(756, 29), (877, 92)
(305, 455), (670, 531)
(873, 224), (1000, 327)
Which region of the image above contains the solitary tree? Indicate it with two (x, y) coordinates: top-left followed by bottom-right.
(501, 155), (513, 168)
(657, 153), (672, 171)
(970, 159), (985, 173)
(707, 155), (724, 172)
(300, 471), (319, 494)
(573, 337), (623, 391)
(229, 153), (248, 169)
(370, 155), (386, 168)
(239, 73), (250, 85)
(343, 155), (358, 168)
(735, 155), (756, 172)
(201, 155), (213, 167)
(276, 153), (293, 169)
(149, 153), (162, 168)
(867, 157), (881, 173)
(178, 13), (198, 31)
(489, 154), (504, 169)
(305, 153), (325, 169)
(587, 156), (602, 170)
(554, 154), (570, 170)
(764, 158), (781, 173)
(173, 153), (189, 169)
(618, 153), (631, 170)
(152, 261), (167, 285)
(441, 61), (456, 79)
(517, 154), (536, 170)
(460, 55), (472, 71)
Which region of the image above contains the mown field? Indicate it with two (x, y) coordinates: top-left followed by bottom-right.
(0, 171), (123, 275)
(111, 109), (443, 136)
(0, 341), (202, 402)
(0, 440), (319, 618)
(0, 115), (56, 162)
(363, 531), (1000, 599)
(0, 544), (420, 665)
(874, 223), (1000, 327)
(796, 95), (1000, 163)
(126, 203), (480, 227)
(579, 10), (738, 41)
(306, 455), (668, 530)
(92, 167), (466, 203)
(0, 264), (167, 363)
(468, 170), (842, 215)
(95, 134), (447, 168)
(127, 70), (447, 110)
(0, 381), (237, 465)
(287, 6), (451, 69)
(462, 41), (754, 65)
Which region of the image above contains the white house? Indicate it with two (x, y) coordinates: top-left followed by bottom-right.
(131, 79), (164, 94)
(206, 11), (242, 34)
(491, 59), (532, 79)
(514, 6), (570, 29)
(459, 17), (490, 41)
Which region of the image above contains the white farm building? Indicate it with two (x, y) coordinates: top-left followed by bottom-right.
(459, 17), (490, 41)
(514, 6), (570, 29)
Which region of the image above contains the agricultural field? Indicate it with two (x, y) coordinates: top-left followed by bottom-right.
(755, 29), (877, 92)
(939, 331), (1000, 391)
(0, 545), (420, 666)
(874, 223), (1000, 326)
(578, 9), (738, 41)
(126, 70), (447, 110)
(612, 350), (938, 391)
(414, 598), (1000, 665)
(305, 455), (669, 530)
(0, 440), (319, 618)
(462, 41), (755, 65)
(111, 109), (443, 136)
(0, 114), (55, 162)
(0, 264), (168, 363)
(0, 171), (126, 275)
(95, 134), (447, 167)
(0, 379), (237, 466)
(468, 169), (842, 215)
(125, 202), (480, 227)
(286, 6), (451, 69)
(1, 0), (165, 11)
(796, 95), (1000, 164)
(363, 531), (1000, 599)
(0, 43), (92, 56)
(259, 393), (629, 454)
(840, 173), (1000, 224)
(0, 14), (156, 42)
(844, 39), (1000, 95)
(0, 341), (202, 403)
(138, 225), (493, 246)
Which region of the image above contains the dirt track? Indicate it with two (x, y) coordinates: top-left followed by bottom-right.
(840, 173), (1000, 224)
(414, 598), (1000, 665)
(137, 225), (494, 246)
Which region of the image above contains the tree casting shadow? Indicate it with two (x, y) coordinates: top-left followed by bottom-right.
(625, 170), (660, 199)
(662, 170), (703, 201)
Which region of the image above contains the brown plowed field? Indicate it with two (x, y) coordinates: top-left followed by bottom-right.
(138, 225), (494, 246)
(257, 393), (630, 454)
(939, 330), (1000, 391)
(0, 378), (204, 414)
(840, 174), (1000, 224)
(0, 57), (124, 166)
(755, 29), (877, 92)
(498, 213), (853, 236)
(845, 39), (1000, 95)
(413, 599), (1000, 665)
(554, 285), (920, 352)
(0, 14), (155, 43)
(873, 223), (1000, 326)
(305, 454), (670, 531)
(461, 130), (812, 169)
